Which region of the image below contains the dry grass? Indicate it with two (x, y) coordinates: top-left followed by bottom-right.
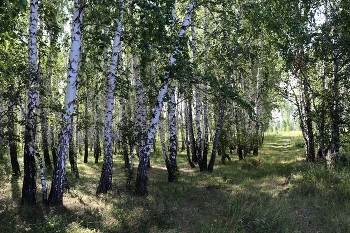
(1, 131), (350, 232)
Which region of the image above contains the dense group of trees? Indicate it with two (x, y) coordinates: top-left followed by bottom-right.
(0, 0), (350, 205)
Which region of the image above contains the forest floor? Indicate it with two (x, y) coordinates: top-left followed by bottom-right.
(1, 131), (350, 232)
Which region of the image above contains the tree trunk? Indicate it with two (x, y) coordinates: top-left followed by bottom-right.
(330, 5), (340, 158)
(202, 6), (209, 170)
(8, 97), (21, 176)
(191, 20), (203, 171)
(187, 99), (197, 162)
(94, 101), (102, 164)
(84, 90), (89, 163)
(253, 39), (263, 156)
(69, 116), (79, 178)
(295, 68), (315, 162)
(184, 101), (195, 168)
(49, 0), (83, 205)
(159, 115), (170, 170)
(40, 97), (51, 168)
(35, 151), (47, 203)
(208, 97), (226, 172)
(180, 103), (186, 152)
(96, 0), (124, 194)
(22, 0), (39, 205)
(135, 0), (195, 196)
(133, 54), (147, 159)
(0, 100), (4, 159)
(168, 88), (178, 182)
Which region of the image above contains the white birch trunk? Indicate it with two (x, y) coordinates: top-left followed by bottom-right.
(184, 101), (195, 168)
(133, 54), (147, 157)
(330, 2), (340, 157)
(168, 88), (178, 181)
(97, 0), (124, 194)
(35, 151), (47, 203)
(202, 5), (209, 170)
(192, 20), (203, 171)
(135, 0), (195, 195)
(49, 0), (83, 205)
(22, 0), (39, 204)
(159, 113), (169, 168)
(253, 40), (263, 156)
(208, 97), (226, 172)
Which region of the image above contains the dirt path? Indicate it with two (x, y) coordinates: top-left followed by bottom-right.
(284, 137), (291, 150)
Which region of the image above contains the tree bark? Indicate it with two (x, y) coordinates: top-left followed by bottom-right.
(330, 3), (341, 158)
(168, 88), (178, 182)
(134, 0), (195, 196)
(69, 116), (79, 178)
(191, 19), (203, 171)
(35, 151), (47, 203)
(202, 5), (209, 170)
(159, 114), (170, 170)
(96, 0), (124, 194)
(208, 96), (226, 172)
(187, 99), (197, 162)
(253, 39), (263, 156)
(84, 90), (89, 163)
(40, 96), (51, 168)
(22, 0), (39, 205)
(184, 101), (196, 168)
(48, 0), (83, 205)
(8, 97), (21, 176)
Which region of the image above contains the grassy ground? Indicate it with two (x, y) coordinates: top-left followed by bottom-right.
(1, 131), (350, 232)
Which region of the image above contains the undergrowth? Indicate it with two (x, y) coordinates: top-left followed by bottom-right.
(1, 131), (350, 232)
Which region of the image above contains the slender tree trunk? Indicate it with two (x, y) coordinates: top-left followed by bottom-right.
(84, 90), (89, 163)
(48, 0), (83, 205)
(253, 40), (263, 156)
(159, 115), (170, 170)
(180, 103), (186, 151)
(0, 100), (4, 159)
(317, 61), (328, 158)
(191, 19), (203, 171)
(135, 0), (195, 195)
(330, 4), (340, 157)
(96, 0), (124, 194)
(69, 116), (79, 177)
(119, 49), (129, 170)
(50, 119), (57, 167)
(8, 98), (21, 176)
(22, 0), (39, 205)
(202, 5), (209, 170)
(296, 70), (315, 162)
(168, 88), (178, 182)
(233, 87), (244, 160)
(187, 99), (197, 162)
(133, 54), (147, 159)
(40, 95), (51, 168)
(184, 101), (195, 168)
(94, 101), (102, 164)
(35, 151), (47, 203)
(208, 97), (226, 172)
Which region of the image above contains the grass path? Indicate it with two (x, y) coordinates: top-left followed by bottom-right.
(1, 131), (350, 232)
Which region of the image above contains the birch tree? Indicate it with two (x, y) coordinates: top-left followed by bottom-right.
(168, 87), (178, 181)
(134, 0), (195, 196)
(22, 0), (39, 205)
(208, 96), (226, 172)
(253, 39), (263, 156)
(96, 0), (125, 194)
(48, 0), (84, 205)
(202, 5), (209, 169)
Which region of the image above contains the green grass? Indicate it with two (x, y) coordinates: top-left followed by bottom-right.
(1, 131), (350, 232)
